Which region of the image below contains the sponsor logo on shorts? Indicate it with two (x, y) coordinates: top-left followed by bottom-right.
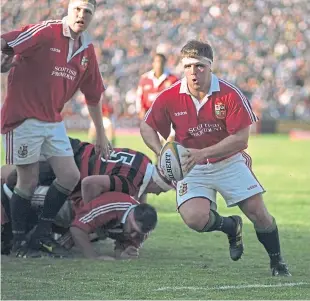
(178, 182), (188, 196)
(17, 144), (28, 158)
(247, 184), (258, 190)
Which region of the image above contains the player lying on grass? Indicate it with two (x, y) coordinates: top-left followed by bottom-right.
(0, 137), (173, 258)
(1, 182), (157, 260)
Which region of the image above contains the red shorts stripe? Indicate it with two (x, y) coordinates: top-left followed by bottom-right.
(241, 151), (264, 191)
(6, 131), (13, 165)
(241, 150), (252, 169)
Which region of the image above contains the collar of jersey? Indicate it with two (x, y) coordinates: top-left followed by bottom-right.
(137, 163), (154, 198)
(179, 73), (220, 96)
(148, 69), (169, 80)
(121, 205), (137, 224)
(62, 16), (92, 47)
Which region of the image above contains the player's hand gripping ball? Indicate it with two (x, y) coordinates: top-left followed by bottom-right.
(159, 141), (192, 181)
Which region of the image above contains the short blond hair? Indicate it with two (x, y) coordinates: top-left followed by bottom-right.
(180, 40), (213, 62)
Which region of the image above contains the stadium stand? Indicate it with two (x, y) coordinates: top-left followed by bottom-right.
(1, 0), (310, 125)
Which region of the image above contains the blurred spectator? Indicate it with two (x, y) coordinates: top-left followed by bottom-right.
(136, 53), (178, 120)
(1, 0), (310, 121)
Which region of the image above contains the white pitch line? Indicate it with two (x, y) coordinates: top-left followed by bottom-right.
(155, 282), (308, 291)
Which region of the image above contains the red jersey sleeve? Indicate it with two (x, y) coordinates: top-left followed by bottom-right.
(1, 22), (50, 57)
(226, 90), (258, 134)
(71, 192), (135, 233)
(80, 45), (105, 106)
(144, 93), (172, 140)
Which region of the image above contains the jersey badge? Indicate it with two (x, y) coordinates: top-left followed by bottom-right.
(215, 102), (226, 119)
(81, 56), (89, 69)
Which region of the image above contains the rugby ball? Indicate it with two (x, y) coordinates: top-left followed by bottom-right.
(159, 141), (189, 182)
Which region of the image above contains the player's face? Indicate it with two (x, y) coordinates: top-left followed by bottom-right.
(152, 56), (165, 74)
(184, 62), (212, 93)
(68, 6), (94, 34)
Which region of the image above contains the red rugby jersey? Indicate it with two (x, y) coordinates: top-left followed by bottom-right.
(1, 18), (105, 134)
(72, 191), (147, 249)
(144, 74), (258, 163)
(136, 70), (178, 113)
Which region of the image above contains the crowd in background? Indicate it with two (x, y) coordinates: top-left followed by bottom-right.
(1, 0), (310, 122)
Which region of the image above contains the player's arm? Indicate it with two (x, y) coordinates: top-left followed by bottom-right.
(200, 126), (250, 159)
(182, 91), (257, 168)
(81, 175), (111, 203)
(140, 94), (171, 156)
(200, 91), (257, 160)
(115, 232), (149, 260)
(1, 23), (49, 73)
(80, 47), (110, 160)
(70, 226), (99, 259)
(140, 122), (162, 156)
(87, 96), (105, 138)
(1, 38), (15, 73)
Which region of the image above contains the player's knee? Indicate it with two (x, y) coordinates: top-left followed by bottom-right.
(16, 179), (38, 196)
(57, 166), (80, 190)
(182, 210), (210, 232)
(240, 195), (272, 226)
(81, 177), (94, 191)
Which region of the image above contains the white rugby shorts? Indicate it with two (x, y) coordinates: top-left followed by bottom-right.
(176, 152), (265, 208)
(3, 118), (73, 165)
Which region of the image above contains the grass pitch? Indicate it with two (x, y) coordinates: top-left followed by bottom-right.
(1, 133), (310, 300)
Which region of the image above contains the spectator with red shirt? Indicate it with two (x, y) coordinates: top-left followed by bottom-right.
(0, 0), (110, 258)
(141, 40), (291, 277)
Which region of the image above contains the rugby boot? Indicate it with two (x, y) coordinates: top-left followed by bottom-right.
(29, 227), (72, 258)
(271, 258), (291, 276)
(12, 239), (41, 258)
(227, 215), (244, 261)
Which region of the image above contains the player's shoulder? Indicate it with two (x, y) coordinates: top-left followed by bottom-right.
(156, 79), (181, 100)
(37, 19), (63, 31)
(217, 77), (247, 100)
(18, 19), (62, 36)
(139, 71), (152, 81)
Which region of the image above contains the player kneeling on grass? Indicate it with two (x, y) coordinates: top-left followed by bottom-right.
(140, 40), (291, 276)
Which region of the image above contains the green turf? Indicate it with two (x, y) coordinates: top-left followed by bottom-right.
(1, 133), (310, 300)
